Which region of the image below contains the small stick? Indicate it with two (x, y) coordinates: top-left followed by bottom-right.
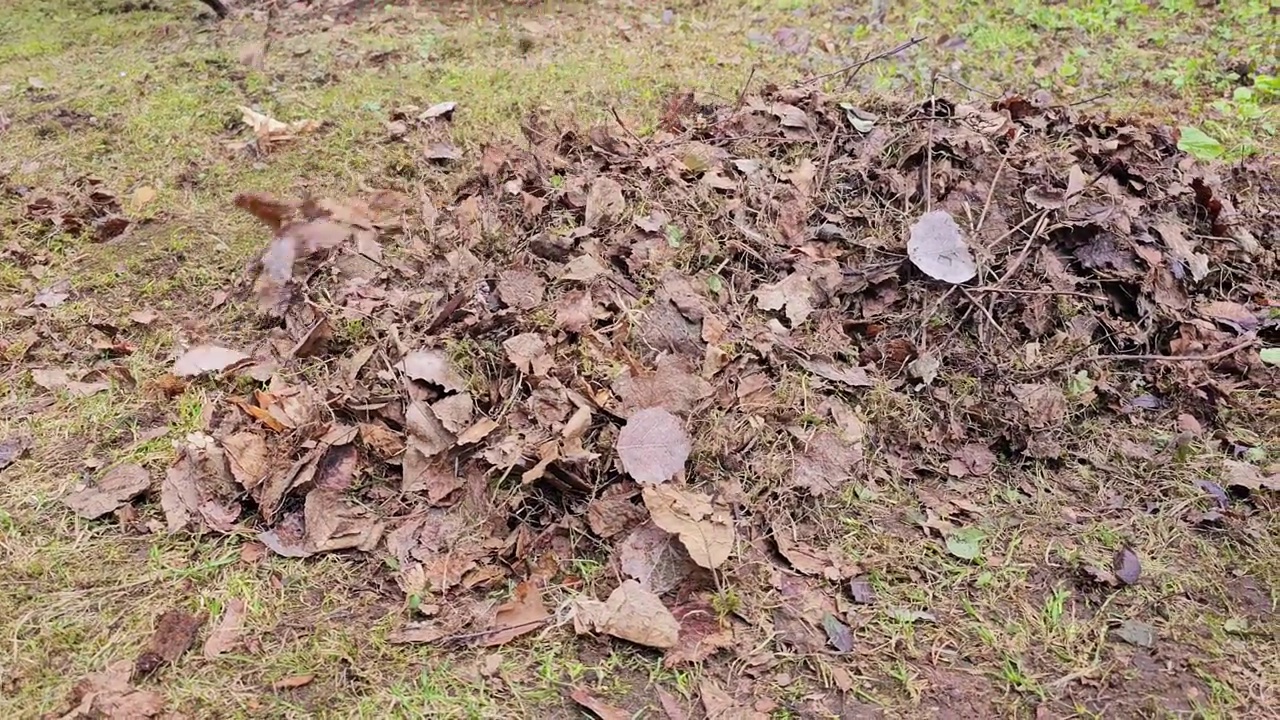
(734, 65), (757, 112)
(961, 287), (1011, 342)
(1086, 338), (1258, 365)
(974, 128), (1021, 236)
(966, 287), (1108, 302)
(609, 106), (644, 147)
(798, 37), (925, 87)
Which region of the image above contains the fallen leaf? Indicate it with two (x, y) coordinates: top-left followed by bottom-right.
(359, 423), (405, 459)
(585, 176), (625, 227)
(31, 367), (70, 391)
(642, 485), (733, 570)
(1221, 460), (1279, 491)
(63, 463), (151, 519)
(793, 430), (862, 496)
(822, 612), (854, 653)
(907, 210), (977, 284)
(431, 392), (475, 434)
(945, 527), (985, 561)
(1199, 300), (1258, 331)
(587, 484), (647, 538)
(560, 253), (608, 282)
(172, 345), (249, 378)
(0, 436), (30, 471)
(497, 269), (546, 310)
(425, 142), (461, 162)
(271, 674), (314, 690)
(135, 609), (204, 677)
(478, 581), (551, 647)
(616, 521), (696, 594)
(754, 271), (816, 326)
(129, 309), (159, 325)
(1012, 383), (1067, 428)
(570, 688), (630, 720)
(64, 661), (164, 718)
(400, 349), (467, 393)
(203, 598), (247, 659)
(573, 580), (680, 648)
(503, 333), (551, 375)
(1113, 547), (1141, 586)
(222, 432), (270, 489)
(131, 185), (157, 210)
(700, 679), (768, 720)
(34, 280), (71, 308)
(617, 408), (692, 485)
(1113, 619), (1156, 648)
(420, 101), (457, 120)
(236, 106), (320, 148)
(848, 576), (877, 605)
(664, 599), (735, 666)
(797, 356), (872, 387)
(657, 687), (689, 720)
(948, 444), (997, 478)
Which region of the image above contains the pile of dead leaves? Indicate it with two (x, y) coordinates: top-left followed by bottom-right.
(50, 82), (1280, 715)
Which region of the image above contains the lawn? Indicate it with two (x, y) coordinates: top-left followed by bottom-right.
(1, 1), (1276, 718)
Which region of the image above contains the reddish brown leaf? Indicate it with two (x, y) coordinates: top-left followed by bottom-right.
(135, 609), (205, 677)
(477, 581), (550, 647)
(570, 688), (630, 720)
(63, 463), (150, 519)
(203, 598), (247, 659)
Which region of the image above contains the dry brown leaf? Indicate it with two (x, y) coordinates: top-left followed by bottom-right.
(31, 367), (69, 390)
(560, 254), (607, 281)
(129, 309), (158, 325)
(754, 271), (816, 326)
(403, 443), (465, 503)
(587, 484), (647, 538)
(271, 674), (315, 690)
(456, 418), (499, 445)
(612, 356), (712, 416)
(401, 349), (467, 393)
(554, 289), (595, 333)
(173, 345), (249, 378)
(1012, 383), (1067, 428)
(222, 432), (269, 489)
(503, 333), (552, 376)
(203, 598), (247, 659)
(497, 269), (546, 310)
(135, 608), (204, 677)
(616, 521), (695, 595)
(63, 463), (151, 519)
(431, 392), (475, 434)
(302, 488), (385, 554)
(64, 661), (164, 718)
(797, 357), (872, 387)
(665, 599), (735, 666)
(477, 581), (551, 647)
(641, 485), (733, 570)
(585, 176), (625, 227)
(405, 401), (456, 455)
(771, 522), (832, 577)
(700, 679), (768, 720)
(617, 408), (692, 485)
(359, 422), (405, 460)
(948, 444), (997, 478)
(573, 580), (680, 649)
(569, 688), (630, 720)
(793, 429), (862, 496)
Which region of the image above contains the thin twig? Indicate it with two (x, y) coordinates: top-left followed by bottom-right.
(1086, 338), (1258, 365)
(967, 287), (1108, 302)
(734, 65), (757, 112)
(936, 73), (999, 99)
(961, 287), (1011, 341)
(609, 106), (644, 147)
(974, 127), (1021, 236)
(798, 37), (925, 87)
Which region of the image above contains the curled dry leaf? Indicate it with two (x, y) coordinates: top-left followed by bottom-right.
(641, 485), (733, 570)
(569, 688), (630, 720)
(907, 210), (977, 284)
(477, 580), (550, 647)
(617, 408), (692, 485)
(203, 598), (247, 659)
(573, 580), (680, 649)
(63, 463), (151, 519)
(172, 345), (249, 378)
